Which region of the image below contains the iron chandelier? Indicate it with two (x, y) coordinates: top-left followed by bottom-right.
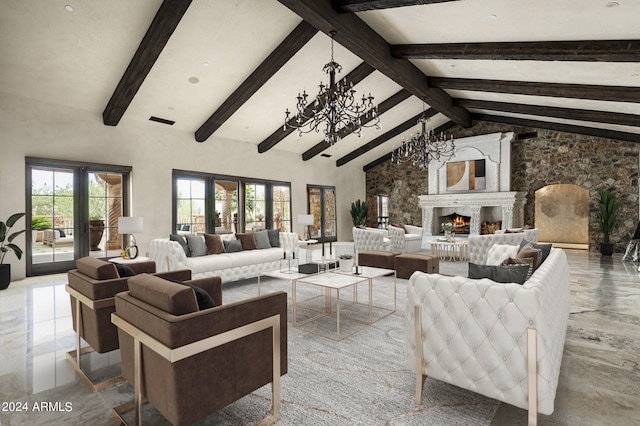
(284, 31), (380, 145)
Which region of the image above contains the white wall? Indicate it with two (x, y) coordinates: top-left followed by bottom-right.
(0, 92), (365, 280)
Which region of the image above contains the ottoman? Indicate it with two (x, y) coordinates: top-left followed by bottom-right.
(394, 253), (440, 279)
(358, 250), (400, 270)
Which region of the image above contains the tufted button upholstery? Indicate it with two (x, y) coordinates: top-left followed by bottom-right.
(467, 229), (539, 265)
(352, 227), (391, 252)
(406, 247), (570, 416)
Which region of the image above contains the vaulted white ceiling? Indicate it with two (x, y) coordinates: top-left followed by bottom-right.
(2, 0), (639, 170)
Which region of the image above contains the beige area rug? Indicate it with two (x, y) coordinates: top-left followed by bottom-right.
(98, 275), (499, 425)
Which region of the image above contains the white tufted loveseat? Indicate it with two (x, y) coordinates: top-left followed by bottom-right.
(406, 244), (570, 424)
(388, 225), (423, 253)
(149, 232), (299, 284)
(467, 228), (539, 264)
(352, 227), (392, 252)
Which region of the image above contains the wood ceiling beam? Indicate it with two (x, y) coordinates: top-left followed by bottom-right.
(103, 0), (192, 126)
(428, 77), (640, 103)
(362, 121), (457, 171)
(302, 89), (411, 161)
(473, 113), (640, 144)
(455, 99), (640, 128)
(195, 21), (318, 142)
(391, 40), (640, 62)
(333, 0), (459, 13)
(277, 0), (471, 128)
(336, 110), (433, 166)
(257, 62), (375, 153)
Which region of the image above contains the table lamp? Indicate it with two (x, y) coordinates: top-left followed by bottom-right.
(118, 216), (143, 259)
(298, 214), (314, 241)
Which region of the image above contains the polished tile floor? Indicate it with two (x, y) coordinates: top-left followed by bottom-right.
(0, 249), (638, 425)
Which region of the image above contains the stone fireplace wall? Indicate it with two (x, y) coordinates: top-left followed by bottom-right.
(365, 120), (639, 253)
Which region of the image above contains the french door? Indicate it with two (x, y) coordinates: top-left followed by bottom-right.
(307, 185), (337, 243)
(26, 158), (131, 276)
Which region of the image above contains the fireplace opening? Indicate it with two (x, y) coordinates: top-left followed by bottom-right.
(440, 213), (471, 234)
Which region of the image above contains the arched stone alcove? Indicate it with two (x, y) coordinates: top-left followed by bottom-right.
(535, 184), (589, 249)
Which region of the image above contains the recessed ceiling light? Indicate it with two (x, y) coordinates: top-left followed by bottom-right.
(448, 64), (455, 69)
(168, 106), (174, 111)
(64, 5), (73, 12)
(606, 2), (619, 7)
(203, 62), (209, 67)
(489, 14), (497, 19)
(188, 76), (199, 84)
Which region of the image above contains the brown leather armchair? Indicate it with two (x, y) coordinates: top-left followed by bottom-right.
(66, 257), (192, 391)
(111, 273), (287, 426)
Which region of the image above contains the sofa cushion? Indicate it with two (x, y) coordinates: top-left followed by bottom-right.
(186, 235), (208, 257)
(486, 244), (519, 266)
(519, 240), (552, 265)
(254, 230), (272, 249)
(468, 263), (530, 284)
(76, 257), (119, 280)
(517, 244), (542, 270)
(502, 257), (534, 280)
(236, 233), (257, 250)
(115, 263), (137, 278)
(127, 274), (199, 315)
(267, 229), (280, 247)
(224, 239), (243, 253)
(170, 234), (190, 257)
(204, 234), (225, 255)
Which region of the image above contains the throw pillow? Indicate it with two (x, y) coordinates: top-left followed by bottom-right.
(224, 239), (243, 253)
(502, 257), (534, 280)
(267, 229), (280, 247)
(204, 233), (225, 255)
(517, 243), (543, 270)
(486, 244), (519, 266)
(115, 263), (136, 278)
(518, 240), (552, 265)
(55, 228), (66, 237)
(170, 234), (190, 257)
(254, 230), (272, 249)
(468, 263), (530, 285)
(173, 281), (216, 310)
(236, 233), (257, 250)
(186, 235), (207, 257)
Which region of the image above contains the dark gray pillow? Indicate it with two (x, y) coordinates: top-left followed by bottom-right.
(172, 280), (216, 310)
(186, 235), (207, 257)
(267, 229), (280, 247)
(223, 239), (243, 253)
(254, 230), (272, 249)
(468, 263), (530, 285)
(170, 234), (190, 257)
(518, 240), (552, 265)
(115, 263), (136, 278)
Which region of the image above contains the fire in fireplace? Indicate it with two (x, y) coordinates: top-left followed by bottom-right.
(440, 213), (471, 234)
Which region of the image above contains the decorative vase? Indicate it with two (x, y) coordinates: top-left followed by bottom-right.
(445, 230), (454, 242)
(339, 258), (354, 272)
(0, 264), (11, 290)
(89, 219), (105, 251)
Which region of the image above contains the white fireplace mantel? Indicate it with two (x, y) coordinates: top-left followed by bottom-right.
(418, 192), (527, 239)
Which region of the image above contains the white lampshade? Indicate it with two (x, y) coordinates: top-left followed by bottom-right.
(298, 214), (314, 225)
(118, 216), (143, 234)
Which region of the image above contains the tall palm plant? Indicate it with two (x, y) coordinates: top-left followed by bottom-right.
(0, 213), (25, 264)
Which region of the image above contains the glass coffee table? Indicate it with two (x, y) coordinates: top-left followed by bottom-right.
(292, 267), (396, 341)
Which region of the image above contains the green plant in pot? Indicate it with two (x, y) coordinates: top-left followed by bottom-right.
(31, 217), (52, 243)
(1, 213), (26, 290)
(350, 199), (368, 227)
(596, 189), (619, 256)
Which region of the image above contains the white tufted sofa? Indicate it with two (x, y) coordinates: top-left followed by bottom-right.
(468, 228), (539, 264)
(388, 225), (423, 253)
(149, 232), (299, 284)
(406, 245), (570, 423)
(352, 227), (391, 252)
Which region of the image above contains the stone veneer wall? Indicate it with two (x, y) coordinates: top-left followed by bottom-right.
(365, 120), (639, 253)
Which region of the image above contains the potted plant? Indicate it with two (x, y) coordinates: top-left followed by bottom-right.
(89, 214), (105, 251)
(441, 222), (455, 242)
(597, 189), (619, 256)
(1, 212), (26, 290)
(338, 253), (354, 272)
(350, 199), (368, 227)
